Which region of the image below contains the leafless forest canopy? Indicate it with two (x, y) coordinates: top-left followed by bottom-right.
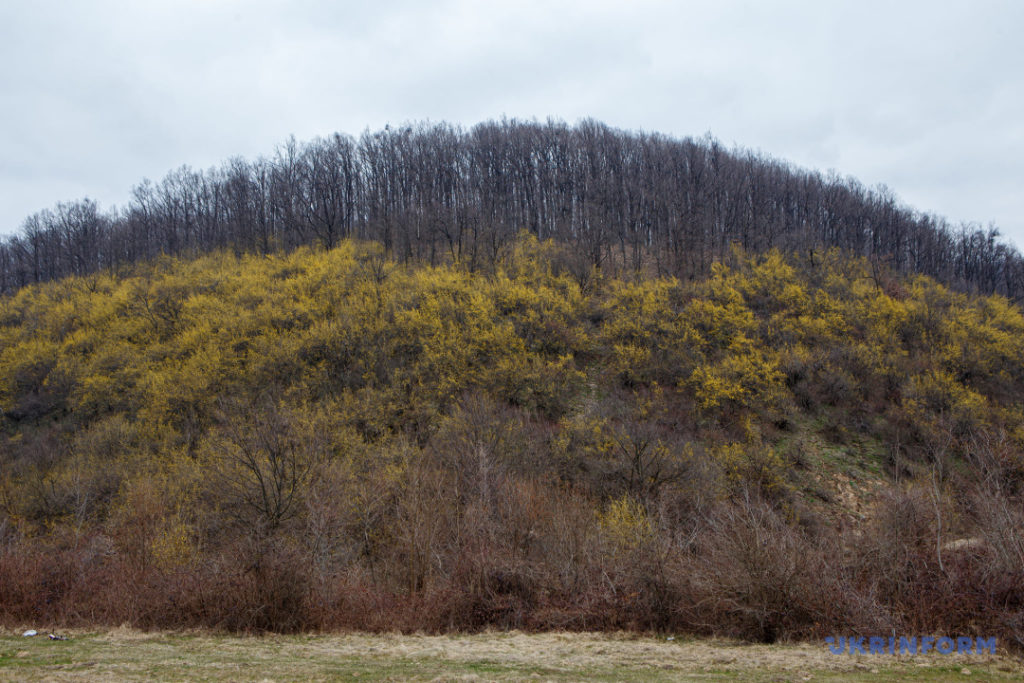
(1, 119), (1018, 296)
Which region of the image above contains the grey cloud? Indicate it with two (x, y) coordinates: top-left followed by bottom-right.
(1, 0), (1022, 245)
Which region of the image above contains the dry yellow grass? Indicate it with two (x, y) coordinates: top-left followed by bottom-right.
(1, 629), (1021, 681)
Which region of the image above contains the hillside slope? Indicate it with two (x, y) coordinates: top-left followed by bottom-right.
(1, 237), (1022, 642)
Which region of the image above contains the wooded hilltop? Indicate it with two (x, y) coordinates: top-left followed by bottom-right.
(1, 119), (1020, 298)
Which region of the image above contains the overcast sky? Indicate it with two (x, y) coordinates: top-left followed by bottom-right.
(2, 0), (1022, 246)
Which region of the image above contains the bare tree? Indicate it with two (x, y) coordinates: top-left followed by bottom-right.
(208, 398), (325, 532)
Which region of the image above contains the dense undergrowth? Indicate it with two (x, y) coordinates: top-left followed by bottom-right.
(0, 236), (1022, 645)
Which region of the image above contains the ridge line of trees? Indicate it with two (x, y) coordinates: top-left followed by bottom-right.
(2, 118), (1020, 297)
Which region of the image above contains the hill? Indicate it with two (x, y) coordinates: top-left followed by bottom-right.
(1, 236), (1022, 644)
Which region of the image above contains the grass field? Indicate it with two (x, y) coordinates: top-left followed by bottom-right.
(1, 630), (1021, 681)
(0, 630), (1019, 683)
